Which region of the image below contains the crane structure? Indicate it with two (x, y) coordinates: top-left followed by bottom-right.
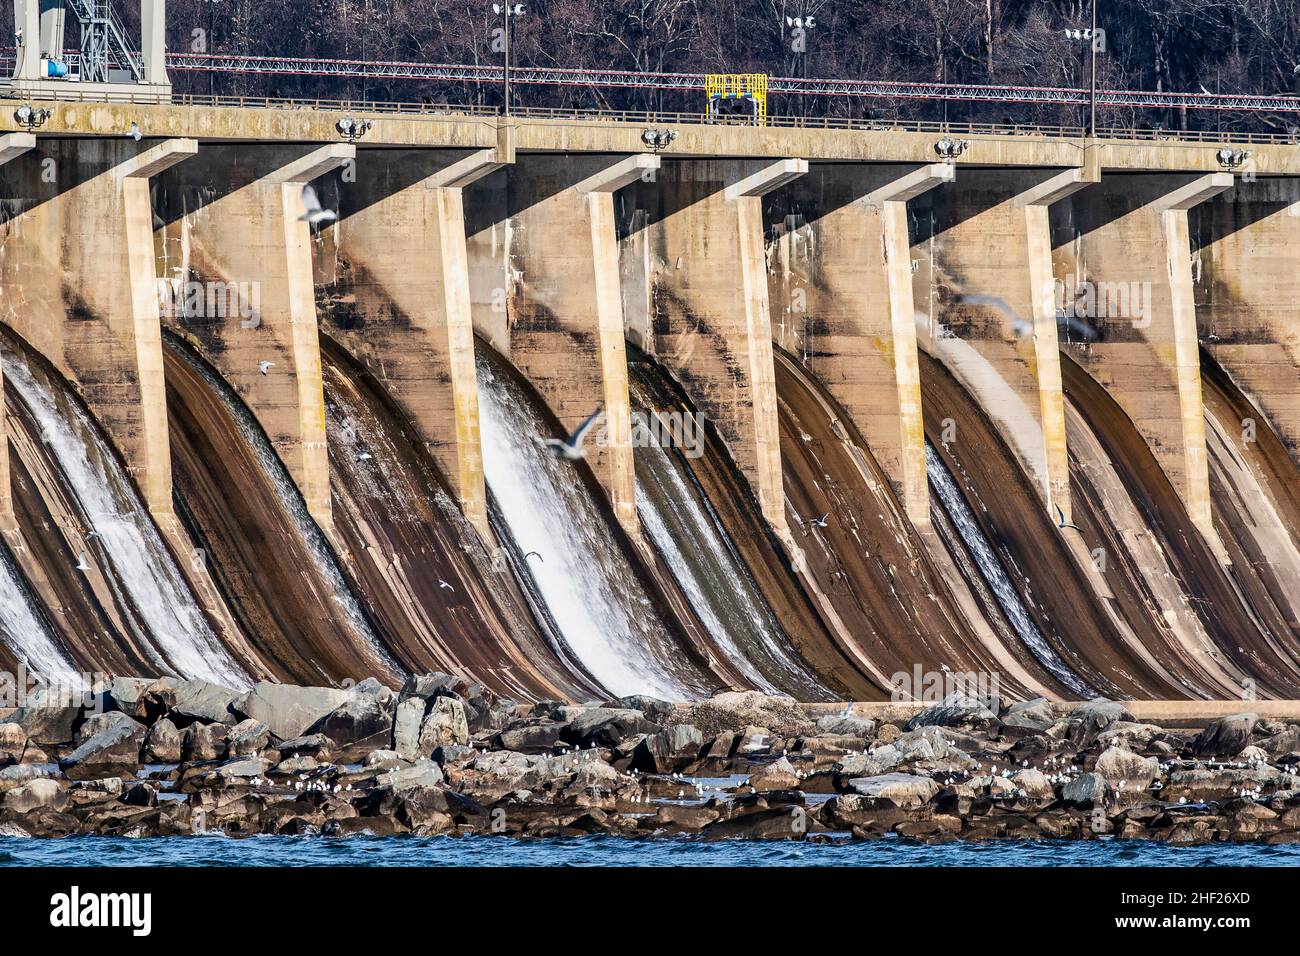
(7, 0), (168, 98)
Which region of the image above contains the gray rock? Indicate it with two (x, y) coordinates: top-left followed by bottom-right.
(0, 764), (52, 793)
(1061, 772), (1110, 808)
(1010, 768), (1055, 800)
(143, 718), (182, 763)
(676, 691), (813, 738)
(378, 758), (445, 793)
(1069, 699), (1134, 743)
(845, 772), (939, 808)
(392, 696), (425, 761)
(561, 708), (659, 749)
(1002, 697), (1056, 735)
(225, 718), (271, 758)
(748, 756), (800, 792)
(815, 714), (877, 738)
(308, 692), (394, 761)
(0, 723), (29, 766)
(418, 697), (470, 753)
(13, 690), (84, 746)
(1194, 713), (1258, 758)
(182, 722), (228, 762)
(903, 693), (1000, 733)
(104, 677), (157, 718)
(1262, 727), (1300, 757)
(219, 757), (270, 781)
(400, 672), (466, 703)
(2, 778), (65, 814)
(58, 712), (145, 781)
(170, 680), (242, 726)
(1094, 745), (1159, 788)
(630, 724), (705, 773)
(276, 734), (333, 760)
(495, 722), (565, 754)
(233, 682), (351, 741)
(613, 695), (676, 725)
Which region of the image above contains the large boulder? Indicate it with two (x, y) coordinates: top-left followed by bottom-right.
(1262, 727), (1300, 757)
(103, 677), (158, 720)
(58, 712), (146, 781)
(169, 680), (242, 726)
(844, 772), (939, 808)
(224, 719), (271, 758)
(815, 714), (877, 738)
(392, 697), (425, 761)
(377, 759), (445, 793)
(748, 756), (800, 792)
(1002, 698), (1056, 736)
(143, 718), (182, 763)
(308, 692), (394, 762)
(0, 765), (52, 794)
(613, 695), (676, 725)
(2, 778), (66, 814)
(495, 722), (566, 755)
(1060, 772), (1110, 809)
(1193, 713), (1257, 758)
(417, 697), (470, 753)
(561, 708), (659, 749)
(1069, 699), (1134, 743)
(903, 693), (1000, 733)
(233, 682), (351, 741)
(13, 689), (84, 746)
(630, 725), (705, 774)
(675, 691), (813, 738)
(0, 723), (29, 766)
(182, 722), (228, 762)
(1094, 745), (1159, 789)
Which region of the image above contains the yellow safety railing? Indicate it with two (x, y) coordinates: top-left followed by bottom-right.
(705, 73), (767, 126)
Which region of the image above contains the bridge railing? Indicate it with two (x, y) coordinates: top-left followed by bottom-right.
(3, 86), (1296, 145)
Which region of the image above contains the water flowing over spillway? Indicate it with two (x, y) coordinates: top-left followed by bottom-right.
(2, 342), (247, 687)
(924, 443), (1094, 697)
(163, 333), (402, 686)
(318, 340), (601, 702)
(475, 345), (712, 701)
(0, 540), (75, 681)
(634, 416), (831, 701)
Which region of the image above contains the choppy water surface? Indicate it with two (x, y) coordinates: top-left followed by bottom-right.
(1, 835), (1297, 867)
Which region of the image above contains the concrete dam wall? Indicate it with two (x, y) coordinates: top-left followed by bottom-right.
(0, 107), (1296, 704)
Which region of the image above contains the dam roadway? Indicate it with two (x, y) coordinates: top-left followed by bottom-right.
(0, 97), (1297, 709)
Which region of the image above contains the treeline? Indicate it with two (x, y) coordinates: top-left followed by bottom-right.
(21, 2), (1300, 133)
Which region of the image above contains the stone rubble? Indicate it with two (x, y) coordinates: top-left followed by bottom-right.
(0, 683), (1297, 844)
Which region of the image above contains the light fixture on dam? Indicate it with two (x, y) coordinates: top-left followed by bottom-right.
(336, 116), (374, 141)
(934, 136), (969, 161)
(1215, 147), (1251, 170)
(13, 104), (51, 130)
(641, 128), (678, 151)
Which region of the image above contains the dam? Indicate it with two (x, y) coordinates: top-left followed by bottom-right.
(0, 89), (1297, 711)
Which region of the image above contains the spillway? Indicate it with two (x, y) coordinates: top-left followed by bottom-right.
(475, 344), (713, 701)
(2, 342), (247, 687)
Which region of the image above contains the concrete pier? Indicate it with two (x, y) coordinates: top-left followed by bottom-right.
(1054, 172), (1232, 537)
(0, 136), (191, 522)
(769, 162), (949, 528)
(634, 158), (806, 543)
(314, 146), (507, 536)
(155, 143), (354, 528)
(1193, 175), (1300, 468)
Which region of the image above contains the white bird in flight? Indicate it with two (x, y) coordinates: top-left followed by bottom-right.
(1055, 504), (1083, 533)
(259, 361), (274, 375)
(75, 553), (91, 572)
(543, 406), (603, 461)
(298, 184), (337, 227)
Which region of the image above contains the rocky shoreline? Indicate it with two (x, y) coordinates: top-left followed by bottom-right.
(2, 676), (1299, 845)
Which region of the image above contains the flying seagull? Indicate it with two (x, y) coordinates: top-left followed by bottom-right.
(258, 361), (274, 375)
(127, 122), (142, 142)
(75, 553), (91, 572)
(355, 451), (372, 462)
(543, 406), (604, 461)
(298, 184), (337, 227)
(957, 293), (1033, 340)
(524, 551), (544, 563)
(1055, 504), (1082, 532)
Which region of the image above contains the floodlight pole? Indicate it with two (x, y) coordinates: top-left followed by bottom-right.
(1089, 0), (1097, 136)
